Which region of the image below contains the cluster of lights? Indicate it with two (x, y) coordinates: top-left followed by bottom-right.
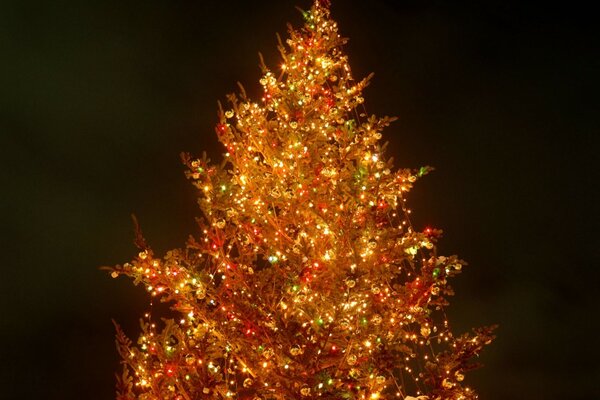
(110, 1), (494, 399)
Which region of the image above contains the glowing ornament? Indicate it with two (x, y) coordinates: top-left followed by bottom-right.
(290, 345), (304, 356)
(405, 246), (418, 256)
(420, 325), (431, 337)
(263, 348), (274, 359)
(300, 387), (311, 396)
(283, 188), (294, 199)
(270, 187), (282, 198)
(442, 379), (454, 389)
(185, 354), (196, 365)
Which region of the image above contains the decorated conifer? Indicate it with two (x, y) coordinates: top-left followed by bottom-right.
(108, 1), (495, 399)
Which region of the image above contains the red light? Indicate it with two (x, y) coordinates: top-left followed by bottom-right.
(165, 364), (177, 376)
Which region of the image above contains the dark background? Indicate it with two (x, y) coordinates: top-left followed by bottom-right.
(1, 0), (598, 398)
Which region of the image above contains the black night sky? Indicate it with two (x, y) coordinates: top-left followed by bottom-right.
(1, 1), (598, 399)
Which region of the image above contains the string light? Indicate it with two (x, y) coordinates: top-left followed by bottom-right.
(108, 1), (495, 399)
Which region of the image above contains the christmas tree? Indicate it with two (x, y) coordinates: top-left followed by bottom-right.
(107, 1), (495, 399)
